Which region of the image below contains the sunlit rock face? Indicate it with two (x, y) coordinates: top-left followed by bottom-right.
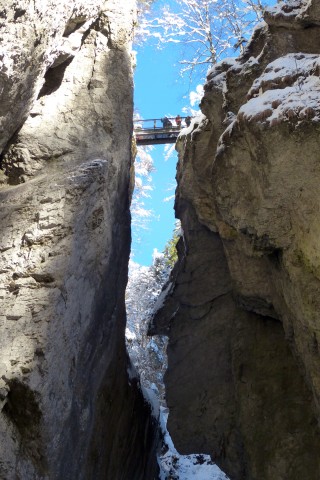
(151, 1), (320, 479)
(0, 1), (158, 478)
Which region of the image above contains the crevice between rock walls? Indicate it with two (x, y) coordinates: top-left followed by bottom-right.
(0, 1), (159, 479)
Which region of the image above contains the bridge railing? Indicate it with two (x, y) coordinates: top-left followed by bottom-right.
(133, 117), (191, 131)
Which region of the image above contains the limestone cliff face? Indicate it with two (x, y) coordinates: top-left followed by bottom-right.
(151, 1), (320, 479)
(0, 1), (158, 479)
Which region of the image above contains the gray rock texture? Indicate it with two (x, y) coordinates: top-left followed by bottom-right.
(151, 1), (320, 479)
(0, 1), (158, 479)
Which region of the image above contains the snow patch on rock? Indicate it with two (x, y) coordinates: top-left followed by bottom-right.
(238, 53), (320, 126)
(158, 408), (229, 480)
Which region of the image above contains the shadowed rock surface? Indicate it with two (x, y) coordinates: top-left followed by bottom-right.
(0, 1), (158, 479)
(151, 1), (320, 479)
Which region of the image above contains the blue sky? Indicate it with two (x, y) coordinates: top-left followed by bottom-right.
(132, 41), (194, 266)
(132, 0), (276, 266)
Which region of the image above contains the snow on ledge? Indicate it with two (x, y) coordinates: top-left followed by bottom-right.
(264, 0), (309, 22)
(248, 53), (320, 98)
(158, 407), (229, 480)
(238, 53), (320, 127)
(141, 385), (160, 420)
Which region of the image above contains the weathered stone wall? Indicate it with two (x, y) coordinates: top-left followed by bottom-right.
(0, 1), (158, 479)
(151, 1), (320, 479)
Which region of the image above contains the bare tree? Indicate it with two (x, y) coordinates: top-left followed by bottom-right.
(137, 0), (268, 80)
(131, 143), (155, 252)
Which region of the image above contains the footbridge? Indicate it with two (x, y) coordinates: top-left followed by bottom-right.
(134, 117), (191, 146)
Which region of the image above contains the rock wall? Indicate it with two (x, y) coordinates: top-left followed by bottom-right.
(0, 1), (158, 479)
(151, 1), (320, 479)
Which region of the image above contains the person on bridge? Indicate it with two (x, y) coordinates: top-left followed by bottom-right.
(175, 115), (182, 128)
(161, 117), (172, 128)
(185, 115), (191, 127)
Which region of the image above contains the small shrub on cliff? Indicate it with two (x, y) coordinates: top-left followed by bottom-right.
(163, 221), (181, 269)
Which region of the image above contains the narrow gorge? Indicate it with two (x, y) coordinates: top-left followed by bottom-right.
(0, 1), (320, 479)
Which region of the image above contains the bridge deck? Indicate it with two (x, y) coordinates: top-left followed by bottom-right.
(135, 127), (180, 146)
(133, 117), (191, 146)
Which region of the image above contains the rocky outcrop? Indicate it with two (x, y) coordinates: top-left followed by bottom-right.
(151, 1), (320, 479)
(0, 1), (158, 479)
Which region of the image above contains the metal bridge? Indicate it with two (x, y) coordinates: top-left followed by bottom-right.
(134, 117), (191, 146)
